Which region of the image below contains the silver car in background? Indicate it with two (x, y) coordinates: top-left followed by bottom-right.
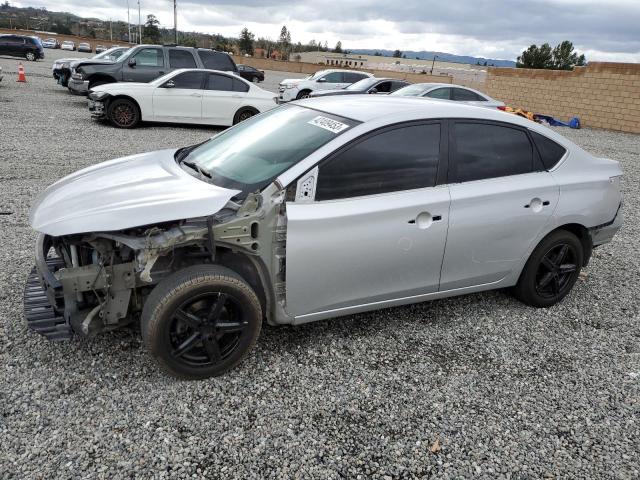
(392, 82), (505, 108)
(25, 96), (622, 379)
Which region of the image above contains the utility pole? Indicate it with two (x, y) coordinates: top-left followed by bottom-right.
(430, 55), (437, 75)
(138, 0), (142, 44)
(174, 0), (178, 45)
(109, 19), (113, 41)
(127, 0), (131, 44)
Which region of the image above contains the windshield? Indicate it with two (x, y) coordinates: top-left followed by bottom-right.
(94, 47), (127, 61)
(183, 105), (359, 192)
(346, 77), (378, 91)
(306, 70), (329, 80)
(391, 84), (430, 97)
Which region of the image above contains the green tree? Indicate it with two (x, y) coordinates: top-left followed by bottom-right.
(393, 49), (402, 58)
(552, 40), (586, 70)
(239, 27), (255, 55)
(333, 41), (342, 53)
(143, 14), (161, 44)
(1, 1), (10, 10)
(182, 36), (197, 48)
(278, 25), (291, 59)
(517, 43), (553, 69)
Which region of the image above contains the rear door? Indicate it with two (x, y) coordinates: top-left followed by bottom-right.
(201, 73), (246, 125)
(285, 121), (450, 318)
(152, 71), (205, 123)
(123, 47), (166, 82)
(439, 120), (559, 290)
(317, 71), (346, 90)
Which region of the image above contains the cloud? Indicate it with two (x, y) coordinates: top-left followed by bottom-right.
(14, 0), (640, 61)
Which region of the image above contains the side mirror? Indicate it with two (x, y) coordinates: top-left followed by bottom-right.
(368, 88), (378, 94)
(164, 80), (175, 88)
(316, 78), (327, 83)
(127, 58), (136, 67)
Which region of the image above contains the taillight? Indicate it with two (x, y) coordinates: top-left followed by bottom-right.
(497, 106), (507, 111)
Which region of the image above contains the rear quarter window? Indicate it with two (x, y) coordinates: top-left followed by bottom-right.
(530, 131), (567, 169)
(198, 50), (236, 71)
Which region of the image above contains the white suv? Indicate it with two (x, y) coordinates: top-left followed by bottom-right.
(278, 69), (373, 102)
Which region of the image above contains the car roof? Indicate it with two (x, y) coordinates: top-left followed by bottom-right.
(295, 95), (543, 130)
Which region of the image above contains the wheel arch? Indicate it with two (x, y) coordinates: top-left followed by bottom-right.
(554, 223), (593, 266)
(106, 94), (142, 115)
(233, 106), (260, 124)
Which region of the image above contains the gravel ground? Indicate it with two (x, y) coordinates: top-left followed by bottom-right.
(1, 52), (639, 479)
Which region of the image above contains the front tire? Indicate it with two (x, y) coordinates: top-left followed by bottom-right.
(296, 90), (312, 100)
(252, 76), (259, 83)
(107, 98), (140, 128)
(514, 230), (583, 307)
(142, 265), (262, 380)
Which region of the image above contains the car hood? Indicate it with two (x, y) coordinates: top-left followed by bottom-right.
(280, 78), (304, 86)
(71, 58), (116, 68)
(53, 58), (78, 65)
(30, 149), (240, 236)
(93, 82), (150, 94)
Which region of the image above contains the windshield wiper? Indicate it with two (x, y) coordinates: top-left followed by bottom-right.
(181, 160), (212, 179)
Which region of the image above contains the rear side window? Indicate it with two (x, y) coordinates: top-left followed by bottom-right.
(375, 81), (393, 93)
(170, 71), (204, 89)
(453, 122), (534, 182)
(426, 88), (451, 99)
(233, 78), (249, 92)
(530, 131), (567, 169)
(344, 72), (367, 83)
(198, 50), (236, 71)
(452, 88), (485, 101)
(207, 73), (233, 91)
(169, 50), (197, 68)
(316, 123), (441, 200)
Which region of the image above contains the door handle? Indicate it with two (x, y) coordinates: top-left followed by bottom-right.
(524, 198), (550, 211)
(408, 212), (442, 229)
(190, 93), (202, 97)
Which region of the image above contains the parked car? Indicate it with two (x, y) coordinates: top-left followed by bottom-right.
(309, 77), (410, 98)
(278, 69), (373, 102)
(61, 41), (76, 51)
(392, 83), (505, 108)
(237, 64), (264, 83)
(42, 38), (60, 49)
(95, 45), (107, 53)
(0, 34), (45, 61)
(69, 45), (238, 95)
(88, 68), (277, 128)
(53, 47), (129, 87)
(78, 42), (92, 53)
(26, 96), (622, 379)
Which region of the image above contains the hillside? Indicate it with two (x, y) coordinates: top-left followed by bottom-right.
(350, 49), (516, 67)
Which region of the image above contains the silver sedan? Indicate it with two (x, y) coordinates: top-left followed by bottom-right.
(27, 96), (622, 378)
(392, 82), (505, 108)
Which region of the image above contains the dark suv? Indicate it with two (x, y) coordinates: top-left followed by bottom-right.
(69, 44), (238, 94)
(0, 35), (45, 61)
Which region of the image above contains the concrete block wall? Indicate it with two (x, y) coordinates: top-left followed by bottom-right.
(484, 62), (640, 134)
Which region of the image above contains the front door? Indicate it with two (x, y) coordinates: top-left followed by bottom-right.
(285, 122), (449, 318)
(123, 47), (166, 82)
(152, 71), (205, 123)
(439, 120), (560, 290)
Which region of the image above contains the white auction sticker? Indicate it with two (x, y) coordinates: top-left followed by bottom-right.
(308, 116), (350, 134)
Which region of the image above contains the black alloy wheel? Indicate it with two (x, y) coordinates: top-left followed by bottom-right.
(534, 243), (579, 299)
(108, 99), (139, 128)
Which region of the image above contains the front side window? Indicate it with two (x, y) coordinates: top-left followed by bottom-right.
(184, 105), (358, 192)
(374, 81), (393, 93)
(316, 123), (441, 201)
(320, 72), (344, 83)
(453, 122), (534, 182)
(345, 77), (378, 91)
(426, 88), (451, 100)
(169, 49), (197, 68)
(134, 48), (164, 67)
(169, 71), (204, 89)
(452, 88), (485, 101)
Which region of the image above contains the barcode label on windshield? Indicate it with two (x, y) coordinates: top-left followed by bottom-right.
(308, 116), (350, 134)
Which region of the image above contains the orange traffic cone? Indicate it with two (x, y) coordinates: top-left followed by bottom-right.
(17, 63), (27, 82)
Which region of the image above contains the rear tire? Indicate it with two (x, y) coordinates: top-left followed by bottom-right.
(107, 98), (140, 128)
(25, 51), (36, 61)
(141, 265), (262, 380)
(514, 230), (583, 308)
(233, 107), (258, 125)
(252, 76), (259, 83)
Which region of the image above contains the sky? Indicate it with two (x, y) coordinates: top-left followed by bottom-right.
(13, 0), (640, 62)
